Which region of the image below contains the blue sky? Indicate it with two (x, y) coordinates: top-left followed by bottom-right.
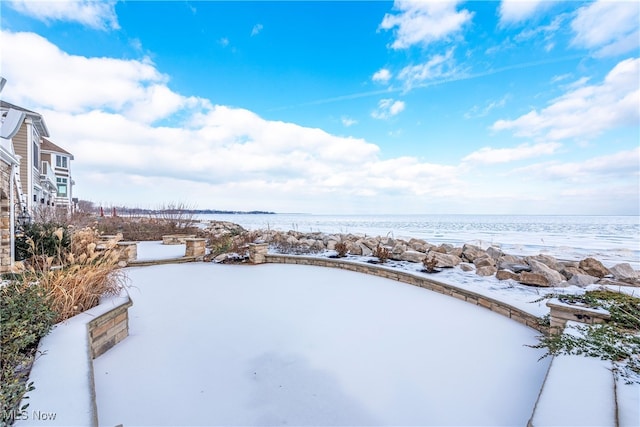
(1, 0), (638, 214)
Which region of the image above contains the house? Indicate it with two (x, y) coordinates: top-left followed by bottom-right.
(41, 137), (75, 210)
(0, 81), (75, 272)
(0, 79), (24, 273)
(0, 100), (74, 213)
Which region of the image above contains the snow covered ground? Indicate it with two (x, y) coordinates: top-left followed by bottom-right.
(135, 241), (187, 261)
(94, 263), (552, 426)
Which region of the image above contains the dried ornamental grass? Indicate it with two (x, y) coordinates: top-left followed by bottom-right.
(23, 227), (127, 323)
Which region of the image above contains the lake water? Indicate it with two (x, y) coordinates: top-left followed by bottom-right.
(196, 213), (640, 267)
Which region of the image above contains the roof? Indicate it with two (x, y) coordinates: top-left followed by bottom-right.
(42, 137), (74, 159)
(0, 100), (50, 137)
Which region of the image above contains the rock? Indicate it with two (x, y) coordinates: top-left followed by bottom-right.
(462, 244), (486, 262)
(498, 262), (531, 273)
(476, 266), (497, 277)
(430, 252), (462, 268)
(400, 250), (427, 263)
(438, 243), (455, 253)
(286, 235), (299, 245)
(345, 241), (362, 256)
(519, 272), (550, 287)
(560, 266), (586, 280)
(499, 254), (524, 264)
(448, 247), (463, 258)
(579, 257), (610, 278)
(496, 270), (520, 281)
(526, 254), (560, 271)
(527, 259), (566, 285)
(568, 274), (599, 287)
(359, 243), (373, 257)
(486, 246), (504, 260)
(609, 263), (638, 281)
(474, 256), (496, 269)
(459, 263), (475, 272)
(361, 238), (380, 251)
(391, 243), (407, 254)
(326, 240), (338, 251)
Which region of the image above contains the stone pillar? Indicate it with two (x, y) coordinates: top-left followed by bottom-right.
(249, 243), (269, 264)
(546, 299), (611, 334)
(117, 241), (138, 263)
(0, 194), (10, 274)
(185, 238), (206, 257)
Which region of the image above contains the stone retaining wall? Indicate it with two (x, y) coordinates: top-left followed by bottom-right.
(264, 254), (547, 333)
(162, 234), (195, 245)
(88, 297), (133, 359)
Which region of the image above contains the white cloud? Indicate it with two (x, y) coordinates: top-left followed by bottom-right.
(511, 147), (640, 181)
(462, 142), (561, 165)
(379, 0), (473, 49)
(492, 58), (640, 141)
(498, 0), (553, 26)
(397, 48), (460, 90)
(0, 31), (209, 124)
(341, 116), (357, 127)
(372, 68), (392, 84)
(219, 37), (230, 47)
(251, 24), (263, 36)
(371, 99), (405, 120)
(1, 29), (477, 212)
(571, 0), (640, 57)
(7, 0), (119, 30)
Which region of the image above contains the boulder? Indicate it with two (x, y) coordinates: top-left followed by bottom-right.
(519, 272), (550, 287)
(438, 243), (455, 253)
(526, 254), (561, 271)
(476, 266), (497, 277)
(499, 254), (524, 264)
(326, 240), (338, 251)
(568, 274), (599, 287)
(474, 256), (496, 269)
(498, 262), (531, 273)
(560, 266), (585, 280)
(359, 243), (373, 257)
(486, 246), (504, 260)
(527, 259), (565, 285)
(430, 252), (462, 268)
(496, 270), (520, 281)
(462, 244), (486, 262)
(579, 257), (610, 278)
(609, 263), (638, 281)
(459, 263), (475, 272)
(448, 247), (463, 258)
(400, 250), (427, 263)
(391, 243), (407, 255)
(345, 241), (362, 256)
(361, 238), (380, 251)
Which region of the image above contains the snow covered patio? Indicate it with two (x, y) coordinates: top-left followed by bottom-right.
(94, 262), (551, 426)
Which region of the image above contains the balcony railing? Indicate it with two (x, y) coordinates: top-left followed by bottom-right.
(40, 161), (57, 191)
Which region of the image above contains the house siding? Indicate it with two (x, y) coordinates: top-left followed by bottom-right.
(14, 125), (28, 196)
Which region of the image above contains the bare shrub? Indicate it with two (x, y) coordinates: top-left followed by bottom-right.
(373, 244), (390, 263)
(422, 253), (439, 273)
(334, 242), (348, 257)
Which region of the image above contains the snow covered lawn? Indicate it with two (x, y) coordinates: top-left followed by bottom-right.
(94, 263), (550, 426)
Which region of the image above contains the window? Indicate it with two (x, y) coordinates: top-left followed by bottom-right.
(56, 177), (68, 197)
(32, 141), (39, 168)
(56, 155), (68, 169)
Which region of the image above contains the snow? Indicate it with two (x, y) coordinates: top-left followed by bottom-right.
(93, 263), (551, 426)
(14, 293), (130, 427)
(135, 241), (186, 261)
